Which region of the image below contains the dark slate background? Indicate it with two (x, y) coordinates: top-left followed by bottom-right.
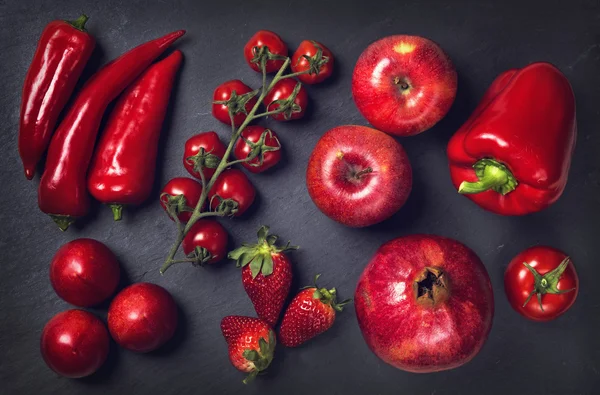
(1, 0), (599, 394)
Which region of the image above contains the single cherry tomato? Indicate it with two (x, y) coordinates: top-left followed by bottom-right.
(183, 132), (227, 180)
(182, 219), (228, 265)
(40, 310), (109, 378)
(291, 40), (334, 84)
(263, 79), (308, 121)
(212, 80), (258, 127)
(504, 246), (578, 322)
(50, 238), (120, 307)
(160, 177), (204, 222)
(243, 30), (288, 73)
(209, 169), (256, 217)
(233, 126), (282, 173)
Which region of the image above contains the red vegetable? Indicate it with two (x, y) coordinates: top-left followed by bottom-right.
(18, 15), (95, 180)
(291, 40), (334, 84)
(183, 131), (227, 180)
(182, 219), (229, 265)
(448, 62), (577, 215)
(505, 246), (578, 321)
(38, 30), (185, 231)
(263, 79), (308, 121)
(212, 80), (258, 127)
(243, 30), (288, 73)
(209, 169), (256, 217)
(50, 238), (120, 307)
(233, 126), (281, 173)
(160, 177), (204, 222)
(41, 310), (109, 378)
(88, 50), (183, 221)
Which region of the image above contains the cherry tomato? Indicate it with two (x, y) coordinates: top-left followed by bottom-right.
(504, 246), (578, 322)
(183, 132), (227, 180)
(160, 177), (204, 222)
(263, 79), (308, 121)
(208, 169), (256, 217)
(182, 220), (228, 265)
(233, 126), (282, 173)
(50, 239), (120, 307)
(243, 30), (288, 73)
(212, 80), (258, 127)
(40, 310), (109, 378)
(291, 40), (334, 84)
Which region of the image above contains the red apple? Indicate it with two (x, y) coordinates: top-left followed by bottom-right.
(40, 309), (109, 378)
(50, 238), (120, 307)
(355, 235), (494, 373)
(352, 35), (457, 136)
(108, 283), (178, 353)
(306, 125), (412, 227)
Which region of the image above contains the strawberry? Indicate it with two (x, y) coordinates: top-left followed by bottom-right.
(220, 315), (276, 384)
(279, 274), (351, 347)
(228, 226), (298, 327)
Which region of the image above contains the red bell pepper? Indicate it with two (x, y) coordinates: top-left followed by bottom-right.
(38, 30), (185, 231)
(447, 62), (576, 215)
(88, 50), (183, 221)
(18, 15), (95, 180)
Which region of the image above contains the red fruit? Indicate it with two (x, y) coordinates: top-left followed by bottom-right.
(279, 275), (351, 347)
(354, 235), (494, 373)
(233, 126), (282, 173)
(263, 79), (308, 121)
(50, 238), (120, 307)
(159, 177), (203, 222)
(306, 125), (412, 227)
(40, 309), (109, 378)
(208, 169), (256, 217)
(212, 80), (258, 127)
(183, 131), (227, 180)
(182, 219), (229, 265)
(243, 30), (288, 73)
(108, 283), (178, 353)
(291, 40), (334, 84)
(221, 316), (276, 384)
(228, 226), (298, 327)
(352, 35), (457, 136)
(504, 246), (578, 321)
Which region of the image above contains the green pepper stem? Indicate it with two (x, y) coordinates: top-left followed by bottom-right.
(109, 204), (123, 221)
(67, 14), (89, 31)
(49, 215), (75, 232)
(458, 158), (517, 195)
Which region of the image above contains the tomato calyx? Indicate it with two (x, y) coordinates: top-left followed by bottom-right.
(301, 274), (352, 312)
(522, 257), (576, 311)
(265, 81), (304, 120)
(160, 193), (193, 220)
(250, 45), (287, 68)
(413, 267), (450, 307)
(297, 42), (331, 76)
(241, 129), (281, 168)
(185, 147), (221, 178)
(214, 89), (259, 118)
(210, 195), (240, 217)
(186, 246), (213, 267)
(228, 225), (298, 279)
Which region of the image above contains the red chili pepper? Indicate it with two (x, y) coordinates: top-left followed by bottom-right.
(18, 15), (95, 180)
(88, 51), (183, 221)
(38, 30), (185, 231)
(447, 62), (576, 215)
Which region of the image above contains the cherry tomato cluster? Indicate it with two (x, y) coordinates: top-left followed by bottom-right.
(160, 30), (334, 269)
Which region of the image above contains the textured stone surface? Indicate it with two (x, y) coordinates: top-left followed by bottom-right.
(1, 0), (599, 393)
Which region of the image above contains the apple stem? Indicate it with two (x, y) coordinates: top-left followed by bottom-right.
(354, 167), (373, 179)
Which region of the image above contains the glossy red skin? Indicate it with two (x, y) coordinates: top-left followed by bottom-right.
(160, 177), (203, 222)
(221, 316), (274, 373)
(50, 238), (120, 307)
(19, 17), (95, 180)
(212, 80), (258, 127)
(352, 35), (457, 136)
(306, 125), (412, 227)
(234, 126), (282, 173)
(38, 30), (185, 228)
(108, 283), (178, 353)
(263, 79), (308, 121)
(183, 131), (227, 180)
(182, 219), (229, 264)
(209, 169), (256, 217)
(40, 310), (109, 378)
(448, 62), (577, 215)
(243, 30), (288, 73)
(291, 40), (334, 84)
(504, 246), (578, 321)
(355, 235), (494, 373)
(88, 51), (183, 209)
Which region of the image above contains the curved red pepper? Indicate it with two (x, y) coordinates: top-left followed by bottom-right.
(18, 15), (95, 180)
(38, 30), (185, 231)
(88, 50), (183, 221)
(447, 62), (576, 215)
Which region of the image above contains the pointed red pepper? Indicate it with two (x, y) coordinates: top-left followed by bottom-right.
(447, 62), (577, 215)
(18, 15), (95, 180)
(88, 50), (183, 221)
